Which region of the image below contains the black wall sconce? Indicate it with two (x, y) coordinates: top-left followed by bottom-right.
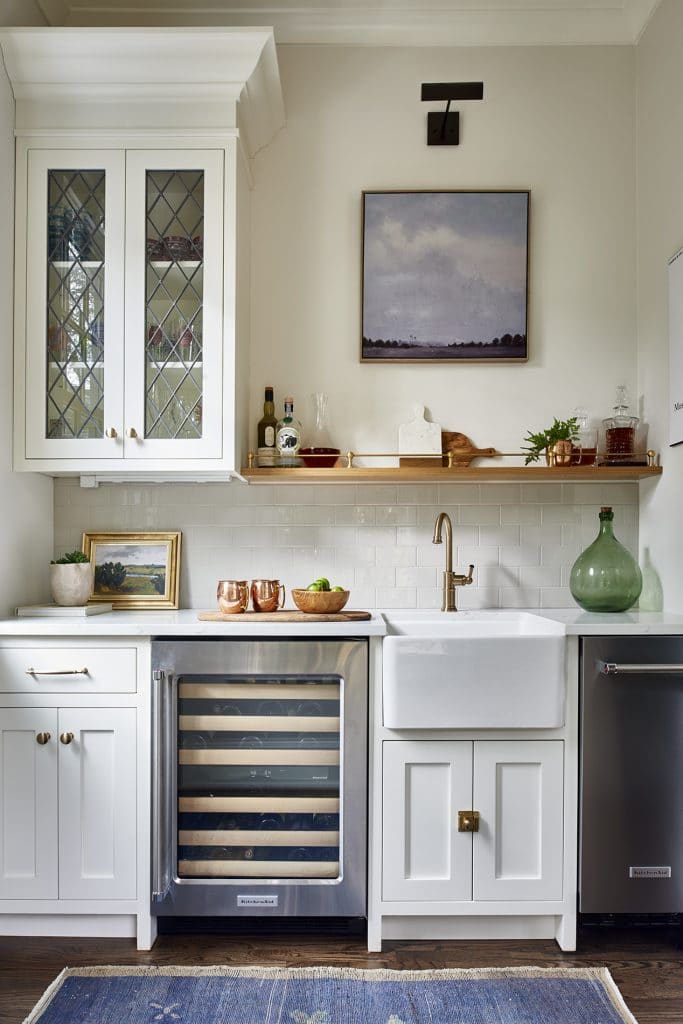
(421, 82), (484, 146)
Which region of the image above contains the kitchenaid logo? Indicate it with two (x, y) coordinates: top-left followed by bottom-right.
(237, 894), (279, 907)
(629, 866), (671, 879)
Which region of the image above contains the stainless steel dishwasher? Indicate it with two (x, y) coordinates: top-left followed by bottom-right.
(580, 636), (683, 914)
(151, 637), (368, 919)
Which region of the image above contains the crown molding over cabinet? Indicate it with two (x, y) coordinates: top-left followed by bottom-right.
(35, 0), (662, 47)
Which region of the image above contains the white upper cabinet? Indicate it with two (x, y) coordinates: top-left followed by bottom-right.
(2, 27), (284, 481)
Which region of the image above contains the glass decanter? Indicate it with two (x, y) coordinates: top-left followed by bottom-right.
(602, 385), (638, 465)
(300, 392), (340, 467)
(569, 506), (642, 612)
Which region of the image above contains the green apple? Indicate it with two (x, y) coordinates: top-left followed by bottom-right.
(331, 585), (345, 592)
(314, 577), (330, 591)
(306, 582), (323, 591)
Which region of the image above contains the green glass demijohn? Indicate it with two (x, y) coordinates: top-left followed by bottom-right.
(569, 506), (642, 612)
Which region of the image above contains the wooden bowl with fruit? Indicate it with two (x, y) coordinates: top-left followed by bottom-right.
(291, 577), (349, 614)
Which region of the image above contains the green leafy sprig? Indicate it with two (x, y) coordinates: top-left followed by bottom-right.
(521, 417), (580, 465)
(51, 550), (90, 564)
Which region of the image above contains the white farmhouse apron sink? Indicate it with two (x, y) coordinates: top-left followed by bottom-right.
(382, 611), (566, 729)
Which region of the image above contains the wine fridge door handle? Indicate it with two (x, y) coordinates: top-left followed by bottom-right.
(152, 668), (174, 903)
(599, 661), (683, 676)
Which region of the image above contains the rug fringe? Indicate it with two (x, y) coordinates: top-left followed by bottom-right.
(61, 963), (623, 984)
(21, 967), (69, 1024)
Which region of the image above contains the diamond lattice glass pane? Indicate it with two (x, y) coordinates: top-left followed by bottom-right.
(45, 170), (105, 439)
(145, 170), (204, 439)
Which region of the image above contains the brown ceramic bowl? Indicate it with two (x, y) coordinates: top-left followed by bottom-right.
(291, 588), (350, 614)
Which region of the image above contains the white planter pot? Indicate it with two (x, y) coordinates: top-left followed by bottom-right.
(50, 562), (93, 606)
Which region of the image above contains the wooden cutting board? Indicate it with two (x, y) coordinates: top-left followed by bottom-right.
(198, 610), (372, 622)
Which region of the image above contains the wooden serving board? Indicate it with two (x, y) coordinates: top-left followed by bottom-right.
(198, 610), (372, 623)
(400, 430), (498, 468)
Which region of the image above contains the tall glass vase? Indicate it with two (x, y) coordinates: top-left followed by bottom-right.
(569, 506), (642, 612)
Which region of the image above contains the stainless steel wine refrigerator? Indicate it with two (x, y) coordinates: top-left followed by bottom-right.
(151, 638), (368, 918)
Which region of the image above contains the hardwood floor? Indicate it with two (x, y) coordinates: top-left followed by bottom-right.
(1, 924), (681, 1023)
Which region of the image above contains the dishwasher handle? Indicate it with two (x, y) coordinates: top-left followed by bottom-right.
(598, 660), (683, 676)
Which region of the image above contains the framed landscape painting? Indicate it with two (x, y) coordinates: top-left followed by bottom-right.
(82, 531), (181, 609)
(361, 190), (529, 363)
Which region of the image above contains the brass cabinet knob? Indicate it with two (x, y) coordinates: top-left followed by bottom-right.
(126, 427), (138, 439)
(457, 810), (480, 833)
(105, 427), (118, 439)
(36, 732), (51, 745)
(59, 732), (74, 745)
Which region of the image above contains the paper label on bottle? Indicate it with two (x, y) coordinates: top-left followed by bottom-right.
(277, 427), (300, 453)
(264, 426), (275, 446)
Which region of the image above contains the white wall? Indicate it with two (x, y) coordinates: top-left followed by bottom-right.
(50, 41), (644, 611)
(0, 53), (53, 616)
(249, 45), (638, 458)
(636, 0), (683, 611)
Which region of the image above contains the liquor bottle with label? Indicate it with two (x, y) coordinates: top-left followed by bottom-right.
(257, 386), (278, 467)
(276, 396), (302, 467)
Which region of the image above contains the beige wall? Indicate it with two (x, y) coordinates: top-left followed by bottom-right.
(636, 0), (683, 610)
(249, 45), (637, 460)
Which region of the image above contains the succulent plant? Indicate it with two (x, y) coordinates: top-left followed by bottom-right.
(51, 550), (90, 565)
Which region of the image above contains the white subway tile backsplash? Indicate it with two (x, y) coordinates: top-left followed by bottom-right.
(376, 505), (417, 526)
(53, 480), (639, 611)
(437, 483), (480, 504)
(334, 505), (376, 525)
(377, 545), (417, 567)
(520, 483), (563, 504)
(501, 504), (543, 525)
(460, 505), (500, 525)
(479, 483), (522, 505)
(314, 485), (357, 505)
(277, 506), (335, 526)
(396, 566), (438, 588)
(354, 567), (396, 588)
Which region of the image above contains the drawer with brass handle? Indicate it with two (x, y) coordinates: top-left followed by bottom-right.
(0, 646), (137, 694)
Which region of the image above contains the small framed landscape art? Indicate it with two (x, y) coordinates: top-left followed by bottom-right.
(361, 190), (529, 363)
(82, 531), (181, 609)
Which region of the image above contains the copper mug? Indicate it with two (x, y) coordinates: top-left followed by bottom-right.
(250, 579), (286, 613)
(217, 579), (248, 614)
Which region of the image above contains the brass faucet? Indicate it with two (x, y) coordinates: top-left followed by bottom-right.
(432, 512), (475, 612)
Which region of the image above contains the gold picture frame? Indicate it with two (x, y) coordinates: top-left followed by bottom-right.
(82, 531), (181, 609)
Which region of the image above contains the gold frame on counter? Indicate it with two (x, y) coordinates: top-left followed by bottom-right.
(82, 531), (181, 609)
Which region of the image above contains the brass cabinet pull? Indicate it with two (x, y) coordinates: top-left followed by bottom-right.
(36, 732), (51, 745)
(26, 668), (89, 677)
(126, 427), (138, 439)
(105, 427), (118, 439)
(458, 810), (480, 833)
(59, 732), (74, 745)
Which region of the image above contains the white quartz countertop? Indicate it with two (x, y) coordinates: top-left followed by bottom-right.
(0, 608), (387, 637)
(0, 607), (682, 637)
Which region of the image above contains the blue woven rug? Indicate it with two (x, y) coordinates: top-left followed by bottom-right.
(24, 966), (638, 1024)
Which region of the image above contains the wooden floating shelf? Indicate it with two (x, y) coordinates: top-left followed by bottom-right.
(241, 465), (663, 484)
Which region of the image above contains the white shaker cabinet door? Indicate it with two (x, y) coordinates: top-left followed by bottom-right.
(0, 708), (58, 899)
(383, 740), (473, 902)
(473, 740), (564, 901)
(58, 707), (137, 900)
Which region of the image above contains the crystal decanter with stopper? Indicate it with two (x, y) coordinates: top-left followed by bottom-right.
(602, 385), (639, 465)
(300, 392), (340, 467)
(569, 506), (642, 612)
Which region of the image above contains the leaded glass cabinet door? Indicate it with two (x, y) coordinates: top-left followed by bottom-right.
(24, 151), (125, 459)
(124, 151), (224, 460)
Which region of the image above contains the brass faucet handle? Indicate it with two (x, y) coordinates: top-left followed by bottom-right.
(453, 564), (475, 586)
